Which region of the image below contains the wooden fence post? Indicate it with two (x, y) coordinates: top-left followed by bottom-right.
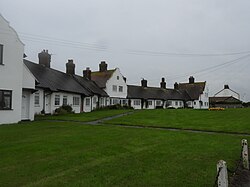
(217, 160), (228, 187)
(242, 139), (249, 170)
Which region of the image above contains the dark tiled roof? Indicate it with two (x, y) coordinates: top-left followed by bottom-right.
(24, 60), (91, 96)
(73, 75), (108, 97)
(209, 96), (242, 104)
(178, 82), (206, 100)
(127, 85), (186, 100)
(91, 69), (116, 88)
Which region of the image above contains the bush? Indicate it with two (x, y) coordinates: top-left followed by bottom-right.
(55, 105), (74, 115)
(95, 104), (134, 111)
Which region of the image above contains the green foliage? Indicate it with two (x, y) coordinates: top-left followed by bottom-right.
(95, 104), (134, 110)
(54, 105), (73, 115)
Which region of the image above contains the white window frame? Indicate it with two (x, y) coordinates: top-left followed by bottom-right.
(73, 96), (80, 106)
(112, 85), (117, 92)
(85, 98), (90, 106)
(34, 92), (40, 106)
(54, 95), (60, 106)
(119, 86), (123, 92)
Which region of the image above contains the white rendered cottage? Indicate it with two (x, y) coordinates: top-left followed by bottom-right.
(0, 14), (35, 124)
(90, 61), (128, 106)
(176, 76), (209, 109)
(24, 52), (108, 114)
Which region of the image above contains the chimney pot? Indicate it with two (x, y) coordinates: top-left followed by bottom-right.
(224, 85), (229, 89)
(38, 49), (51, 68)
(83, 67), (91, 80)
(189, 76), (195, 84)
(66, 59), (75, 75)
(99, 61), (108, 72)
(174, 82), (179, 89)
(141, 79), (147, 87)
(160, 77), (166, 89)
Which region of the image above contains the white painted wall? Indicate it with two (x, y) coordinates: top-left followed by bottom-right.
(130, 99), (142, 109)
(167, 100), (184, 109)
(193, 84), (209, 109)
(0, 14), (24, 124)
(105, 68), (128, 100)
(215, 88), (240, 100)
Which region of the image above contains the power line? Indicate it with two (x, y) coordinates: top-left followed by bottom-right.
(2, 29), (250, 57)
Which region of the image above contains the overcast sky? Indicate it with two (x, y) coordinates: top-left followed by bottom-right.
(1, 0), (250, 101)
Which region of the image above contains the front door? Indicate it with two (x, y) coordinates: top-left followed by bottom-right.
(21, 93), (30, 120)
(45, 95), (51, 114)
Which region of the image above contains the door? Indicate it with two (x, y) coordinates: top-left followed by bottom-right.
(21, 93), (30, 120)
(45, 95), (51, 114)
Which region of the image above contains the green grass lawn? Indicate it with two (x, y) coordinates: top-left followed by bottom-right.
(0, 121), (248, 186)
(105, 108), (250, 134)
(35, 109), (132, 122)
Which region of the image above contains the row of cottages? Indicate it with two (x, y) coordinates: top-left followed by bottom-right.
(127, 76), (209, 109)
(209, 85), (243, 108)
(24, 50), (109, 114)
(0, 14), (36, 124)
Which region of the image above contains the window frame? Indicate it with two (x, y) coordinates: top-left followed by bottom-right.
(112, 85), (117, 92)
(73, 96), (80, 106)
(0, 90), (12, 110)
(54, 94), (60, 106)
(34, 92), (40, 106)
(118, 86), (123, 92)
(85, 98), (90, 106)
(0, 44), (3, 65)
(63, 95), (68, 106)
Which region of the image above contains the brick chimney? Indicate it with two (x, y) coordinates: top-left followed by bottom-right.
(160, 77), (166, 89)
(141, 79), (147, 87)
(224, 85), (229, 89)
(174, 82), (179, 89)
(83, 67), (91, 80)
(38, 49), (51, 68)
(189, 76), (195, 84)
(99, 61), (107, 72)
(66, 59), (75, 75)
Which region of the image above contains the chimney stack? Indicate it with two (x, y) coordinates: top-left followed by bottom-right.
(38, 49), (51, 68)
(99, 61), (107, 72)
(224, 85), (229, 89)
(174, 82), (179, 90)
(66, 59), (75, 75)
(83, 67), (91, 80)
(160, 77), (166, 89)
(141, 79), (147, 87)
(189, 76), (195, 84)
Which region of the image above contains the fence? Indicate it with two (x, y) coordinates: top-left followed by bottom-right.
(214, 139), (249, 187)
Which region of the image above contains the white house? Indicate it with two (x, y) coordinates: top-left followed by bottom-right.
(24, 53), (108, 114)
(214, 85), (240, 100)
(128, 78), (185, 109)
(177, 76), (209, 109)
(0, 14), (35, 124)
(91, 61), (128, 106)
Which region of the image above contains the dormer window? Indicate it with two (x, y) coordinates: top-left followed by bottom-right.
(0, 44), (3, 65)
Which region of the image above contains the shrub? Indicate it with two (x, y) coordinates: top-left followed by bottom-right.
(55, 105), (74, 115)
(95, 104), (134, 111)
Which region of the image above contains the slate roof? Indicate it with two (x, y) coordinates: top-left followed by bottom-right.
(209, 96), (242, 104)
(91, 69), (116, 88)
(178, 82), (206, 100)
(24, 60), (104, 96)
(127, 85), (187, 100)
(73, 75), (108, 97)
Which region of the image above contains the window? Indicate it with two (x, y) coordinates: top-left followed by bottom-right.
(156, 100), (162, 106)
(112, 85), (117, 92)
(175, 101), (178, 106)
(0, 44), (3, 65)
(73, 96), (80, 106)
(34, 92), (40, 106)
(194, 101), (196, 105)
(85, 98), (90, 106)
(148, 101), (152, 105)
(167, 101), (172, 106)
(0, 90), (12, 110)
(133, 100), (141, 106)
(119, 86), (123, 92)
(63, 96), (67, 105)
(93, 97), (97, 104)
(117, 76), (119, 80)
(122, 99), (127, 105)
(179, 101), (182, 106)
(54, 95), (60, 106)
